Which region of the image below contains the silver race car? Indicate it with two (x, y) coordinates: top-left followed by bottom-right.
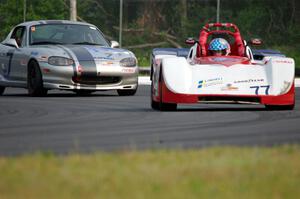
(0, 20), (138, 96)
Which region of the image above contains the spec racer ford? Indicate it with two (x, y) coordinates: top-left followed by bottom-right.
(151, 23), (295, 111)
(0, 20), (138, 96)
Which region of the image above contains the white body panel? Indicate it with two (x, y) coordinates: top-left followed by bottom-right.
(159, 56), (294, 96)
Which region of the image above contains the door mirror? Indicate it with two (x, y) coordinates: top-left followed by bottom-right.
(5, 39), (19, 48)
(185, 38), (197, 45)
(111, 41), (120, 48)
(249, 38), (262, 46)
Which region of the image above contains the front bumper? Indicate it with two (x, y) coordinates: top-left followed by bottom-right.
(157, 80), (295, 106)
(40, 62), (138, 91)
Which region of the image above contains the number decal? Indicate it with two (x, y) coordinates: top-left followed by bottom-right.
(5, 50), (14, 77)
(260, 85), (270, 95)
(250, 85), (270, 95)
(249, 86), (259, 95)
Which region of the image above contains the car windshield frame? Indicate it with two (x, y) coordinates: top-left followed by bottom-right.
(29, 23), (110, 46)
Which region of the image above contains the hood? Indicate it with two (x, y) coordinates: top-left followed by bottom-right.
(29, 45), (135, 62)
(64, 45), (134, 62)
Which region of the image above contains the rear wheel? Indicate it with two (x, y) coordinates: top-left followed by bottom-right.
(0, 86), (5, 95)
(117, 87), (137, 96)
(27, 61), (48, 97)
(265, 104), (295, 110)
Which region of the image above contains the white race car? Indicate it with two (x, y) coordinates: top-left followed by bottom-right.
(151, 23), (295, 111)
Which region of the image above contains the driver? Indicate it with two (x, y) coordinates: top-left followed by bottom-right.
(208, 38), (231, 56)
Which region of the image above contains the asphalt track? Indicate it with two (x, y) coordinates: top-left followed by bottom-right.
(0, 86), (299, 156)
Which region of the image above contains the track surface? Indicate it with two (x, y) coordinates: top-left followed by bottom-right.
(0, 86), (299, 156)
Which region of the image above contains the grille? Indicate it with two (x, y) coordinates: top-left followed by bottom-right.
(72, 76), (121, 85)
(198, 96), (260, 104)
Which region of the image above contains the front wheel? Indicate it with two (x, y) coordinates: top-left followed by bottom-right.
(265, 104), (295, 110)
(27, 61), (48, 97)
(0, 86), (5, 95)
(117, 87), (137, 96)
(159, 81), (177, 111)
(159, 102), (177, 111)
(151, 82), (160, 110)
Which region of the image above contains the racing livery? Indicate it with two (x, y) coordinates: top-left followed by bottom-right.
(0, 20), (138, 96)
(151, 23), (295, 110)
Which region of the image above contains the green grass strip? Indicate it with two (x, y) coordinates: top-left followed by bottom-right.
(0, 145), (300, 199)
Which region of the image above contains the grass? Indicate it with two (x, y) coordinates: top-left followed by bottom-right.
(0, 145), (300, 199)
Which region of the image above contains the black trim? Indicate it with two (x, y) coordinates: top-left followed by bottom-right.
(63, 45), (98, 89)
(67, 46), (97, 77)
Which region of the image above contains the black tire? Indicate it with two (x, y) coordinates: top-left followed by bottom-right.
(0, 86), (5, 95)
(117, 87), (137, 96)
(27, 61), (48, 97)
(265, 104), (295, 111)
(74, 90), (94, 96)
(151, 81), (160, 110)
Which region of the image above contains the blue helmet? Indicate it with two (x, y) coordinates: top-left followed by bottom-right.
(208, 38), (229, 51)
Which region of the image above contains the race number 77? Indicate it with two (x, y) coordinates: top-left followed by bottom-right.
(250, 85), (270, 95)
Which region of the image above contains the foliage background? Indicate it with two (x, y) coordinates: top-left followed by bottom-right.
(0, 0), (299, 66)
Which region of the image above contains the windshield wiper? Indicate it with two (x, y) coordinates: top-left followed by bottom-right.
(71, 42), (99, 45)
(31, 41), (63, 45)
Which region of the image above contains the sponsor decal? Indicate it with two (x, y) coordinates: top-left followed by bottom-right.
(102, 61), (114, 65)
(122, 68), (135, 73)
(221, 83), (239, 91)
(234, 79), (264, 84)
(84, 46), (114, 60)
(95, 60), (115, 65)
(274, 60), (293, 64)
(198, 77), (223, 88)
(31, 51), (38, 56)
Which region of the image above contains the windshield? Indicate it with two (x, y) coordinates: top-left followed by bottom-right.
(29, 24), (109, 46)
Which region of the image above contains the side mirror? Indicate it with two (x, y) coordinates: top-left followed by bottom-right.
(185, 38), (197, 45)
(249, 38), (262, 46)
(5, 39), (19, 48)
(111, 41), (120, 48)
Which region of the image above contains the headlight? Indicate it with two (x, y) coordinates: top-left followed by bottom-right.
(48, 56), (74, 66)
(120, 57), (137, 67)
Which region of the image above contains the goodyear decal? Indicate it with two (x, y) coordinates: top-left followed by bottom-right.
(234, 79), (264, 84)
